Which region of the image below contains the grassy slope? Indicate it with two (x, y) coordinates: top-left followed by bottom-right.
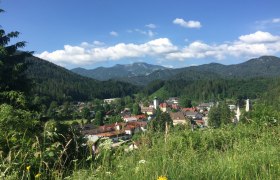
(71, 124), (280, 180)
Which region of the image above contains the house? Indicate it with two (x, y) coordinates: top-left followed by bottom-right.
(171, 104), (179, 110)
(81, 121), (147, 143)
(228, 104), (236, 111)
(104, 98), (120, 104)
(185, 112), (204, 120)
(195, 120), (205, 127)
(169, 112), (186, 125)
(121, 109), (131, 117)
(185, 111), (199, 119)
(123, 116), (138, 122)
(182, 107), (196, 112)
(141, 106), (155, 115)
(94, 131), (129, 142)
(124, 125), (139, 135)
(136, 114), (147, 120)
(197, 102), (214, 111)
(159, 103), (167, 112)
(166, 97), (179, 105)
(127, 121), (148, 131)
(124, 121), (148, 135)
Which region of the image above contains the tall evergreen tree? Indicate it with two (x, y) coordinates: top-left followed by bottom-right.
(132, 103), (140, 115)
(208, 103), (231, 127)
(0, 10), (32, 93)
(95, 111), (103, 126)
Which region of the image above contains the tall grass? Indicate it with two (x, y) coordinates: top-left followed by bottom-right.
(71, 124), (280, 180)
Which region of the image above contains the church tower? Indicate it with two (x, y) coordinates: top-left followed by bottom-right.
(245, 99), (250, 112)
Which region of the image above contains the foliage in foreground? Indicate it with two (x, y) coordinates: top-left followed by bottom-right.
(71, 123), (280, 180)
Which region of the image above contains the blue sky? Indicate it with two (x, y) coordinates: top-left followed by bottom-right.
(2, 0), (280, 69)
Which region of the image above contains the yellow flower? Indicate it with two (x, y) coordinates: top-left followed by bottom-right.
(35, 173), (41, 178)
(26, 166), (31, 171)
(157, 176), (168, 180)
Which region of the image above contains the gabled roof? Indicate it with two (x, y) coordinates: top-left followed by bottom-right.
(160, 103), (167, 108)
(182, 107), (196, 112)
(170, 112), (185, 120)
(185, 111), (198, 116)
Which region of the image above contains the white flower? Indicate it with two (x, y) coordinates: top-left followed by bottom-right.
(105, 171), (112, 175)
(138, 160), (146, 164)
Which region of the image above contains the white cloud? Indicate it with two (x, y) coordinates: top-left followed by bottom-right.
(173, 18), (202, 28)
(93, 41), (105, 46)
(134, 29), (156, 37)
(255, 18), (280, 30)
(239, 31), (280, 43)
(166, 31), (280, 61)
(36, 31), (280, 66)
(110, 31), (118, 37)
(146, 23), (157, 29)
(80, 41), (105, 48)
(272, 18), (280, 23)
(36, 38), (178, 65)
(147, 30), (155, 37)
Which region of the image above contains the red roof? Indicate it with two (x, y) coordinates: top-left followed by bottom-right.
(95, 131), (126, 137)
(195, 120), (205, 125)
(127, 121), (147, 127)
(136, 114), (146, 119)
(182, 107), (196, 112)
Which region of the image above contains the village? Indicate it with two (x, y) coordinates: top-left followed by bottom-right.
(75, 97), (250, 149)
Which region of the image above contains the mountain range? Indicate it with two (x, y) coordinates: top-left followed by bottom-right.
(26, 55), (280, 102)
(72, 56), (280, 86)
(71, 62), (167, 81)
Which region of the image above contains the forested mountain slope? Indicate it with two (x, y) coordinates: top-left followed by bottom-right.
(25, 56), (138, 102)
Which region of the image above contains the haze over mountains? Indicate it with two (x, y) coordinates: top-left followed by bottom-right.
(71, 62), (167, 81)
(71, 56), (280, 85)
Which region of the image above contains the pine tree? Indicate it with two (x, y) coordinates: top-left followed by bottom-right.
(0, 9), (32, 106)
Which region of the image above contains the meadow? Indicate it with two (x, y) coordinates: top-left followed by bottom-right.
(70, 123), (280, 180)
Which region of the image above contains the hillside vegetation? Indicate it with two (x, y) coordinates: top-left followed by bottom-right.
(71, 124), (280, 180)
(25, 56), (138, 102)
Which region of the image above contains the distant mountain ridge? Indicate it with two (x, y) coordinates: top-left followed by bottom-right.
(116, 56), (280, 85)
(190, 56), (280, 78)
(71, 62), (168, 81)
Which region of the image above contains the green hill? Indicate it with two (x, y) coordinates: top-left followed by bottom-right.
(25, 56), (138, 102)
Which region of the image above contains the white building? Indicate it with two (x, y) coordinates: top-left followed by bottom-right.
(228, 105), (236, 111)
(104, 98), (119, 104)
(245, 99), (250, 112)
(235, 106), (241, 122)
(153, 97), (159, 109)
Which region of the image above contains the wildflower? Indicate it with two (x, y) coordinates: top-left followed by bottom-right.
(157, 176), (168, 180)
(138, 159), (146, 164)
(35, 173), (41, 178)
(26, 166), (31, 171)
(105, 171), (112, 175)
